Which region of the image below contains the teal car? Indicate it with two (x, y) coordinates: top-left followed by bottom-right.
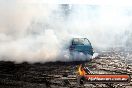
(69, 38), (94, 60)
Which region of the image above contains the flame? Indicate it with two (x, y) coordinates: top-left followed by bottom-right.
(78, 64), (86, 76)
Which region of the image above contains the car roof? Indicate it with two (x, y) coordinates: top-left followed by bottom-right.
(71, 38), (91, 45)
(72, 38), (90, 41)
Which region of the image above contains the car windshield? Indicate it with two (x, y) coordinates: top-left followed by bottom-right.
(72, 38), (91, 45)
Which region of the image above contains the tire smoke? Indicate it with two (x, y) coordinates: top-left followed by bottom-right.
(0, 2), (132, 63)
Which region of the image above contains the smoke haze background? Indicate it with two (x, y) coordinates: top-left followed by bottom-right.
(0, 0), (132, 63)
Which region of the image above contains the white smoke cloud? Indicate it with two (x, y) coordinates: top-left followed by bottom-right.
(67, 5), (132, 48)
(0, 1), (132, 63)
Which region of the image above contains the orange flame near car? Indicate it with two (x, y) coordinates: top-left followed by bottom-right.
(78, 64), (86, 76)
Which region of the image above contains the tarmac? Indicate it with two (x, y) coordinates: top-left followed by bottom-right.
(0, 48), (131, 88)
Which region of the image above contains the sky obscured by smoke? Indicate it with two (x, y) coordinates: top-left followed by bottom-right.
(0, 1), (132, 63)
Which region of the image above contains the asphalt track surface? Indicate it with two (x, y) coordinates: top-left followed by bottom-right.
(0, 49), (132, 88)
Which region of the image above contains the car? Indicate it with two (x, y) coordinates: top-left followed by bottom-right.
(69, 38), (94, 60)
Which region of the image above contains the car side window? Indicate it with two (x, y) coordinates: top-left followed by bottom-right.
(72, 39), (78, 45)
(72, 39), (83, 45)
(83, 39), (91, 45)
